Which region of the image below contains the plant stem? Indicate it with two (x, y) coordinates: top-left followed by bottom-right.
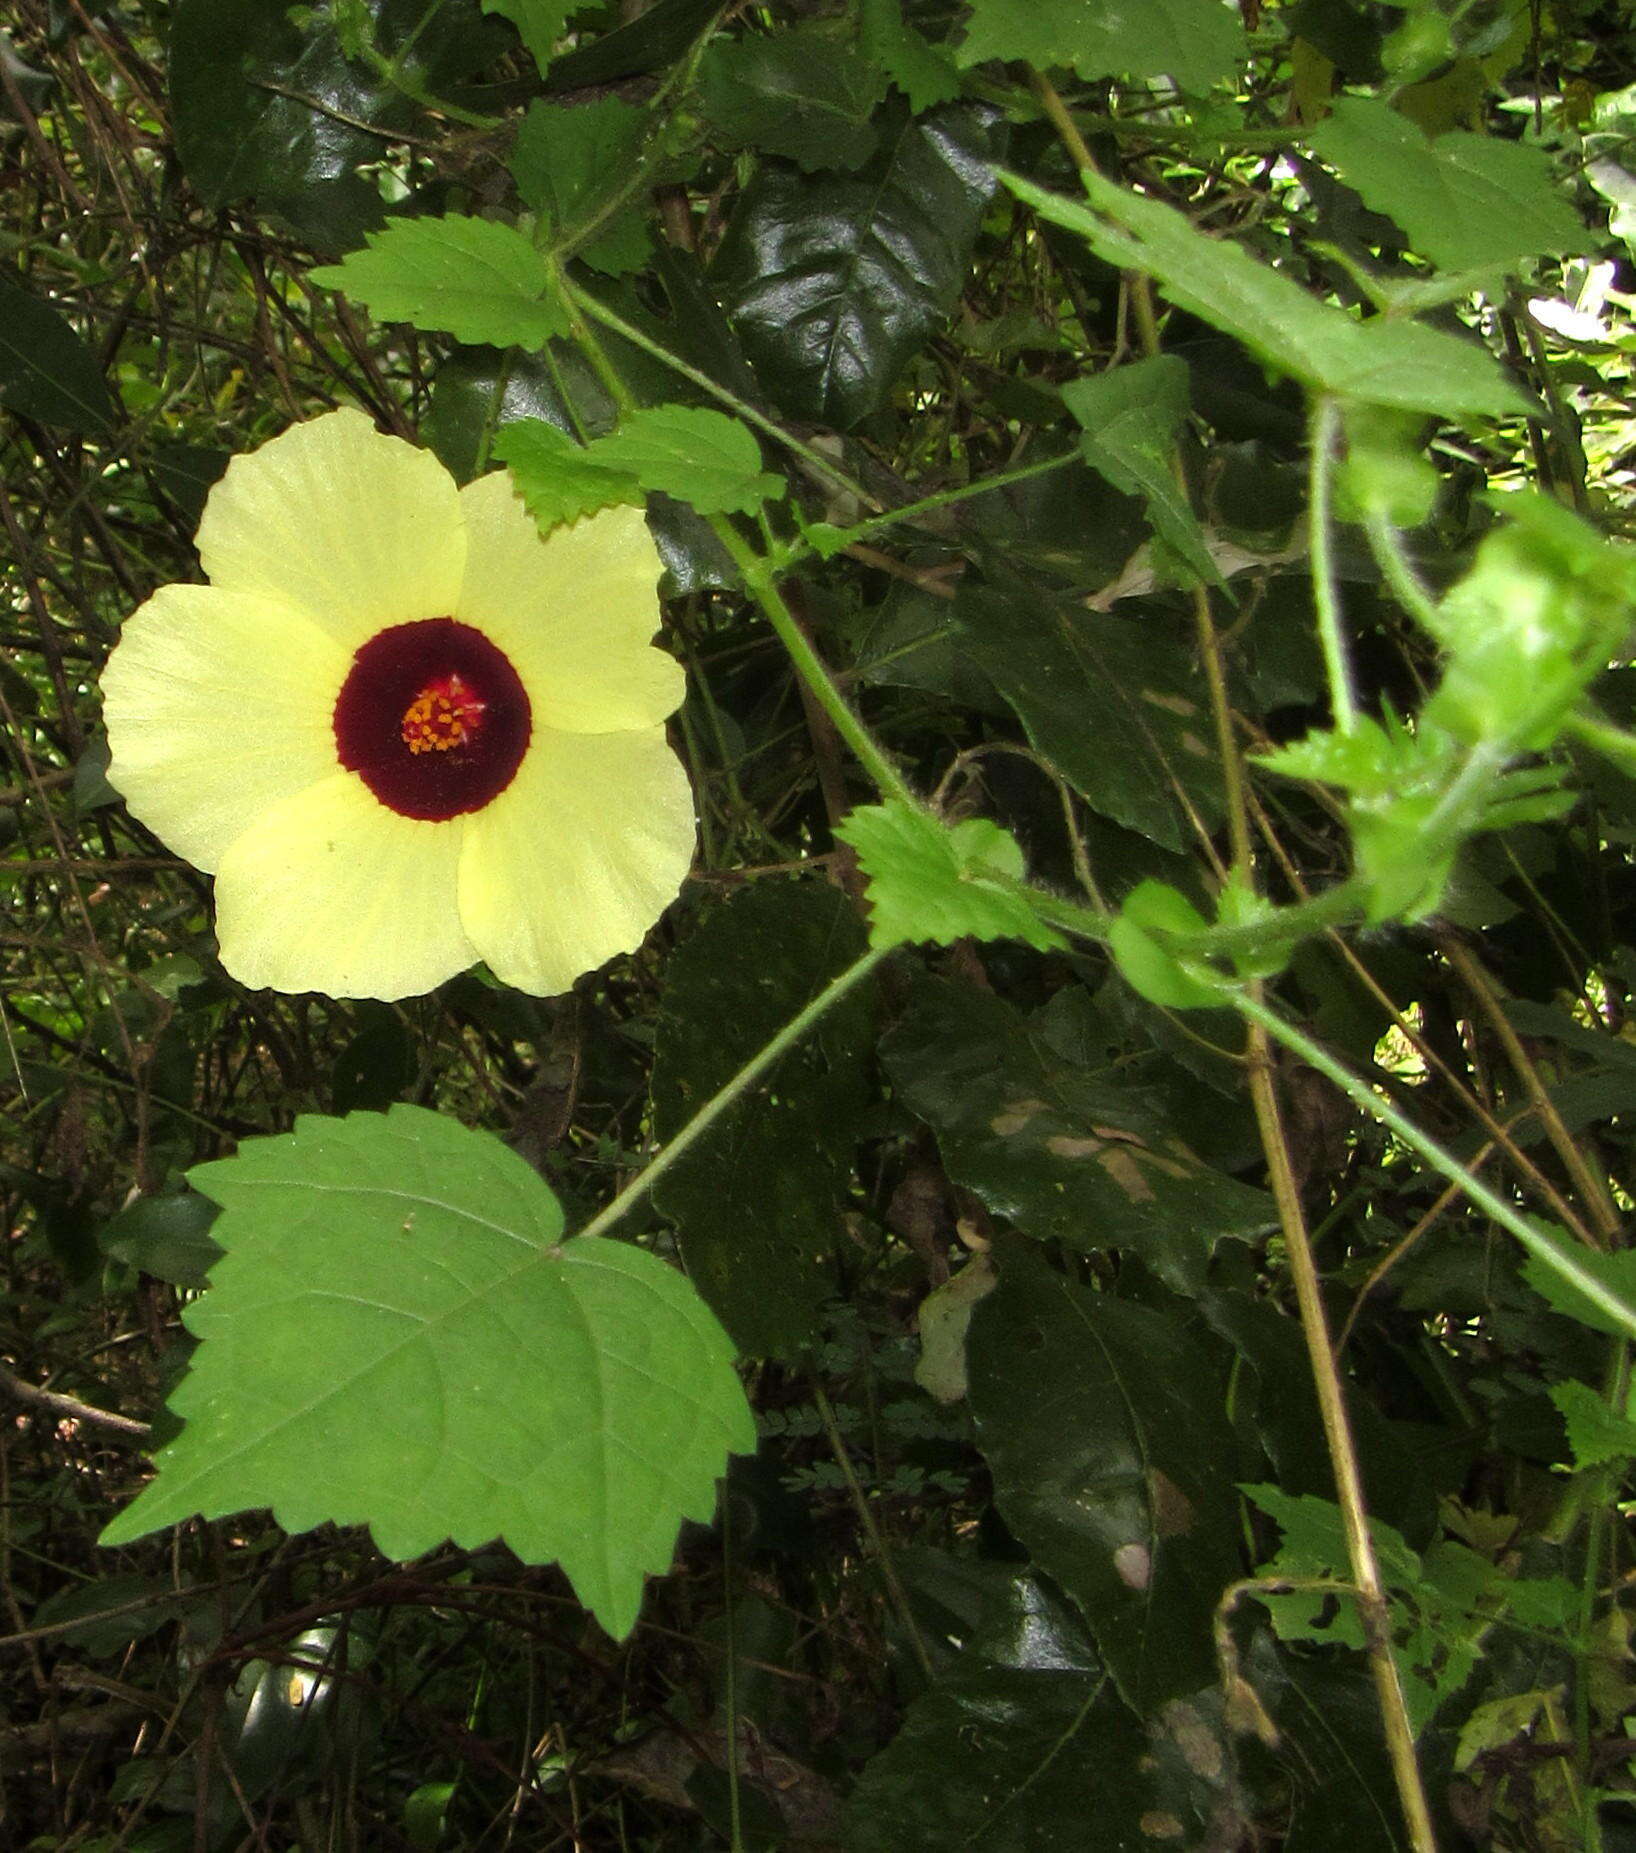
(710, 518), (919, 811)
(811, 1378), (936, 1683)
(572, 946), (889, 1246)
(1309, 396), (1358, 735)
(1243, 1009), (1440, 1853)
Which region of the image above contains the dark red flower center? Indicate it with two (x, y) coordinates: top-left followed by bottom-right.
(333, 619), (531, 821)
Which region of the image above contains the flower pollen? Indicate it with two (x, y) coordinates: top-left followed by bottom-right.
(402, 674), (485, 755)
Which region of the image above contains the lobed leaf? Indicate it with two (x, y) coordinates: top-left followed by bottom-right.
(100, 1106), (754, 1640)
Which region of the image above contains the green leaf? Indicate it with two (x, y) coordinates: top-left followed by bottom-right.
(1108, 880), (1230, 1009)
(0, 272), (115, 433)
(480, 0), (576, 72)
(99, 1106), (753, 1640)
(715, 104), (1000, 429)
(309, 216), (568, 348)
(858, 0), (961, 112)
(955, 586), (1225, 851)
(650, 884), (874, 1357)
(168, 0), (504, 252)
(1548, 1379), (1636, 1469)
(1424, 493), (1636, 751)
(32, 1575), (196, 1658)
(881, 979), (1275, 1294)
(1003, 168), (1533, 417)
(1309, 96), (1589, 273)
(592, 405), (784, 514)
(699, 23), (886, 173)
(541, 0), (720, 90)
(509, 97), (652, 275)
(492, 418), (640, 531)
(956, 0), (1246, 91)
(1522, 1242), (1636, 1340)
(835, 800), (1067, 950)
(968, 1243), (1241, 1710)
(1061, 357), (1222, 586)
(848, 1568), (1246, 1850)
(99, 1188), (221, 1290)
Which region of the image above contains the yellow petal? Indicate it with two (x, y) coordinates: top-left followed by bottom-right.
(457, 726), (695, 996)
(101, 584), (347, 873)
(213, 773), (476, 1000)
(455, 475), (685, 732)
(197, 408), (466, 649)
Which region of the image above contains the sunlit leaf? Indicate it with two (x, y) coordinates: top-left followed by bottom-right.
(309, 216), (568, 347)
(100, 1106), (754, 1640)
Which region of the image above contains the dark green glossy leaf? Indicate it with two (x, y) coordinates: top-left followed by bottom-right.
(651, 883), (873, 1357)
(881, 979), (1274, 1294)
(32, 1575), (196, 1657)
(955, 585), (1226, 851)
(542, 0), (721, 91)
(850, 1568), (1248, 1849)
(0, 272), (115, 433)
(967, 1243), (1241, 1710)
(714, 104), (1001, 429)
(699, 23), (886, 173)
(423, 347), (579, 483)
(168, 0), (504, 250)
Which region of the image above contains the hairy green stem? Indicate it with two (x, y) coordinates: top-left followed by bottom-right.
(709, 518), (919, 811)
(1309, 397), (1358, 736)
(572, 947), (889, 1246)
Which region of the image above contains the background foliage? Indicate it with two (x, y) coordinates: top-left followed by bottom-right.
(8, 0), (1636, 1847)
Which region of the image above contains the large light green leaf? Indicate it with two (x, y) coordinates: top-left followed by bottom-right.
(881, 979), (1275, 1292)
(967, 1243), (1241, 1710)
(593, 405), (785, 514)
(1004, 168), (1532, 417)
(956, 0), (1245, 91)
(493, 418), (640, 531)
(650, 883), (874, 1357)
(100, 1106), (754, 1640)
(309, 216), (568, 347)
(1310, 96), (1589, 273)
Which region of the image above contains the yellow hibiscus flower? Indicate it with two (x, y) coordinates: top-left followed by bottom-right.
(101, 408), (695, 1001)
